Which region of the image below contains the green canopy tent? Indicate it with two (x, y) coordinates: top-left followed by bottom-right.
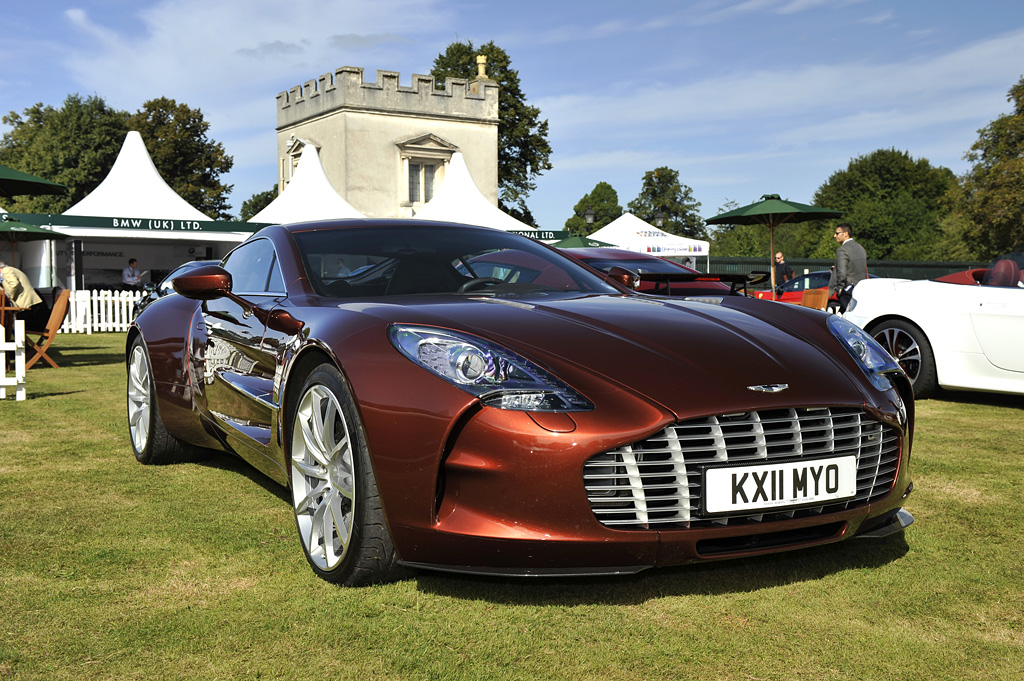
(0, 216), (70, 269)
(0, 164), (66, 199)
(551, 235), (616, 249)
(705, 194), (842, 300)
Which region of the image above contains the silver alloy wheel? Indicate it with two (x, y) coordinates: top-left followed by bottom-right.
(291, 384), (356, 571)
(874, 326), (922, 381)
(127, 344), (152, 453)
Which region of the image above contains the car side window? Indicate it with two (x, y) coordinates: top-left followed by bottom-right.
(223, 239), (285, 294)
(781, 276), (802, 292)
(808, 273), (829, 289)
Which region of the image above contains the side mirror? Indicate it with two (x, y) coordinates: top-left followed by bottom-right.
(263, 309), (305, 335)
(606, 266), (640, 290)
(172, 264), (232, 300)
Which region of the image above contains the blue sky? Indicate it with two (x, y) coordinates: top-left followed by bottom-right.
(3, 0), (1023, 229)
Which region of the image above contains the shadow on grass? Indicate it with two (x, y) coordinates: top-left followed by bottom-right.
(182, 447), (911, 603)
(18, 346), (124, 369)
(196, 451), (291, 504)
(930, 389), (1024, 409)
(412, 533), (911, 604)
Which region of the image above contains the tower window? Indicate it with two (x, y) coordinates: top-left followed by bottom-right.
(408, 162), (438, 204)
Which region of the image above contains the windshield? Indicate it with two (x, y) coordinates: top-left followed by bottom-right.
(292, 225), (619, 298)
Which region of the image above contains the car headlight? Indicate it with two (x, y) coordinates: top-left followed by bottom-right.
(388, 325), (594, 412)
(827, 315), (902, 391)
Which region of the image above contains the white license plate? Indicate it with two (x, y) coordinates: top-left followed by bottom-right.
(704, 455), (857, 514)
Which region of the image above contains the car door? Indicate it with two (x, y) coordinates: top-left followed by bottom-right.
(970, 285), (1024, 372)
(201, 238), (290, 462)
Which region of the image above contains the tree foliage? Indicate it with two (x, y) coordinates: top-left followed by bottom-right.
(1, 94), (128, 214)
(127, 97), (234, 220)
(1, 94), (234, 219)
(626, 167), (706, 240)
(431, 40), (552, 222)
(240, 186), (278, 222)
(959, 74), (1024, 258)
(810, 148), (955, 260)
(565, 182), (622, 235)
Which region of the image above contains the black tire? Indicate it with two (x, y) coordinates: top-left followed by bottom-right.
(870, 320), (938, 399)
(288, 364), (409, 586)
(126, 336), (195, 464)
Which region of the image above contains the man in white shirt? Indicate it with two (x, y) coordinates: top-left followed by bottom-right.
(122, 258), (144, 290)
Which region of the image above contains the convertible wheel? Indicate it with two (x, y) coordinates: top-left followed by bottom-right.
(127, 336), (195, 464)
(289, 364), (408, 585)
(871, 320), (937, 399)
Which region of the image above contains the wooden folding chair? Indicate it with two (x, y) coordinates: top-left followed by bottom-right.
(800, 289), (829, 311)
(25, 289), (71, 369)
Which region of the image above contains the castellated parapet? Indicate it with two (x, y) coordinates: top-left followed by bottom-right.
(276, 66), (499, 130)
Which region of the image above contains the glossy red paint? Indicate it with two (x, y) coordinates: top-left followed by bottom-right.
(127, 219), (915, 583)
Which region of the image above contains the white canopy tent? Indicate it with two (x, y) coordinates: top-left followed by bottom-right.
(588, 213), (709, 269)
(249, 145), (364, 224)
(63, 131), (213, 231)
(21, 131), (254, 288)
(412, 152), (534, 231)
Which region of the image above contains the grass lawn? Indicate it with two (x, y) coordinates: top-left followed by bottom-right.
(2, 333), (1022, 680)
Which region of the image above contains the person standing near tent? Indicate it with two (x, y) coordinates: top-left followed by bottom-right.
(774, 252), (794, 292)
(829, 223), (867, 313)
(0, 259), (50, 330)
(122, 258), (146, 290)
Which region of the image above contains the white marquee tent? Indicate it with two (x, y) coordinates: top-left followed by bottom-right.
(249, 144), (364, 224)
(412, 152), (534, 231)
(64, 131), (209, 225)
(21, 131), (252, 287)
(588, 213), (709, 269)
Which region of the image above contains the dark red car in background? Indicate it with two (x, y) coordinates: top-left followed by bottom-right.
(563, 247), (738, 297)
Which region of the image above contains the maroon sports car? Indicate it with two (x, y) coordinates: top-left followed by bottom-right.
(127, 220), (914, 585)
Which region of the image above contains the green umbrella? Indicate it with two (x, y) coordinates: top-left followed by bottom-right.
(0, 216), (69, 265)
(705, 194), (842, 300)
(0, 164), (66, 198)
(552, 235), (617, 248)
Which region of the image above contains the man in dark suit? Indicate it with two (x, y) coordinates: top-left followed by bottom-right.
(829, 223), (867, 313)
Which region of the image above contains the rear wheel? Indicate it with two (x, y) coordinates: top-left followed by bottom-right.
(127, 336), (196, 464)
(288, 364), (408, 585)
(871, 320), (937, 399)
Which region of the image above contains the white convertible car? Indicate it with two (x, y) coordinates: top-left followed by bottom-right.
(844, 258), (1024, 398)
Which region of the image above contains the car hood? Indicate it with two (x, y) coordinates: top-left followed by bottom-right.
(343, 293), (872, 418)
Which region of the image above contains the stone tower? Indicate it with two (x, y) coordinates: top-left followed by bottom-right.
(275, 65), (499, 218)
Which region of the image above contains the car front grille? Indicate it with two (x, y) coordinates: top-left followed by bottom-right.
(583, 407), (901, 529)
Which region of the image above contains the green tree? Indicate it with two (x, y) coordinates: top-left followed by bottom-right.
(811, 148), (956, 260)
(240, 186), (278, 221)
(1, 94), (234, 220)
(0, 94), (128, 214)
(626, 167), (706, 240)
(565, 182), (622, 235)
(959, 74), (1024, 258)
(128, 98), (234, 220)
(431, 40), (552, 223)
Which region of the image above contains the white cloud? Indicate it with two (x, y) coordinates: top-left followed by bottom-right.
(858, 11), (894, 25)
(540, 26), (1024, 151)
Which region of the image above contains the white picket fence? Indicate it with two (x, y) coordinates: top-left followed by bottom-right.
(1, 319), (26, 400)
(60, 289), (145, 334)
